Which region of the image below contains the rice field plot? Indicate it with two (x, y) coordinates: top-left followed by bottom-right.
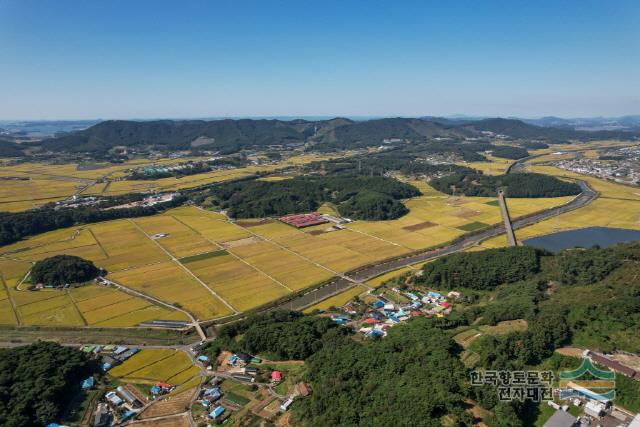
(109, 349), (176, 377)
(5, 228), (108, 267)
(88, 220), (169, 271)
(228, 240), (334, 290)
(14, 291), (85, 326)
(109, 262), (233, 320)
(97, 306), (189, 327)
(314, 228), (408, 261)
(0, 304), (17, 324)
(0, 177), (84, 209)
(0, 286), (17, 325)
(98, 167), (258, 196)
(184, 253), (290, 312)
(465, 155), (512, 175)
(17, 244), (108, 266)
(17, 293), (70, 317)
(71, 285), (187, 327)
(503, 196), (575, 218)
(166, 366), (201, 385)
(21, 303), (85, 326)
(5, 283), (86, 327)
(109, 348), (176, 378)
(163, 205), (227, 220)
(0, 226), (88, 258)
(18, 228), (98, 257)
(132, 215), (217, 258)
(247, 221), (404, 272)
(303, 285), (368, 313)
(171, 210), (251, 243)
(178, 250), (228, 263)
(113, 350), (197, 385)
(348, 219), (463, 251)
(81, 297), (150, 324)
(0, 258), (32, 286)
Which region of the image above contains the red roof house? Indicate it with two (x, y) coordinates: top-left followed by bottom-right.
(279, 212), (328, 228)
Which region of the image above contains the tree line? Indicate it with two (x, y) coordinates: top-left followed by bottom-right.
(416, 246), (542, 290)
(30, 255), (103, 287)
(205, 311), (342, 360)
(490, 145), (529, 159)
(430, 172), (581, 198)
(0, 342), (95, 427)
(0, 194), (185, 246)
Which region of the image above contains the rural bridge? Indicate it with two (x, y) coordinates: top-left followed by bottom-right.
(498, 190), (518, 246)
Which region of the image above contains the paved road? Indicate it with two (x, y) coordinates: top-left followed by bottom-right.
(498, 191), (518, 246)
(273, 167), (597, 311)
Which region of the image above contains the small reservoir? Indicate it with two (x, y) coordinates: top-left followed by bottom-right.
(523, 227), (640, 253)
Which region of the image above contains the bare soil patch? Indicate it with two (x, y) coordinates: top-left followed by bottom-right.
(403, 221), (437, 231)
(236, 219), (274, 227)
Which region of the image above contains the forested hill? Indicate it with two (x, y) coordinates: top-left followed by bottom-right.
(36, 117), (638, 155)
(40, 119), (317, 154)
(460, 117), (638, 142)
(0, 139), (24, 156)
(430, 172), (582, 198)
(192, 175), (420, 220)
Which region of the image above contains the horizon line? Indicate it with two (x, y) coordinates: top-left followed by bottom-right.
(2, 113), (640, 123)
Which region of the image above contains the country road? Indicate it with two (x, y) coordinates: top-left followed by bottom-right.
(270, 155), (598, 311)
(0, 151), (602, 346)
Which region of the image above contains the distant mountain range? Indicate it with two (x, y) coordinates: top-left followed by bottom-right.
(27, 117), (638, 156)
(421, 115), (640, 131)
(521, 115), (640, 131)
(2, 115), (640, 139)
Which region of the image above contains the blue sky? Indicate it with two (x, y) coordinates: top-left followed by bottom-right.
(1, 0), (638, 119)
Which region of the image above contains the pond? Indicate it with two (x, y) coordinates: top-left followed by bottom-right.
(522, 226), (640, 253)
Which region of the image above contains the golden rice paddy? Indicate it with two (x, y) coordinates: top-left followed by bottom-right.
(109, 349), (199, 386)
(1, 142), (635, 324)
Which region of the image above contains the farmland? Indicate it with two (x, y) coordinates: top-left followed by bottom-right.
(0, 153), (340, 212)
(1, 141), (635, 328)
(344, 178), (574, 252)
(0, 253), (187, 327)
(109, 349), (201, 386)
(0, 168), (584, 326)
